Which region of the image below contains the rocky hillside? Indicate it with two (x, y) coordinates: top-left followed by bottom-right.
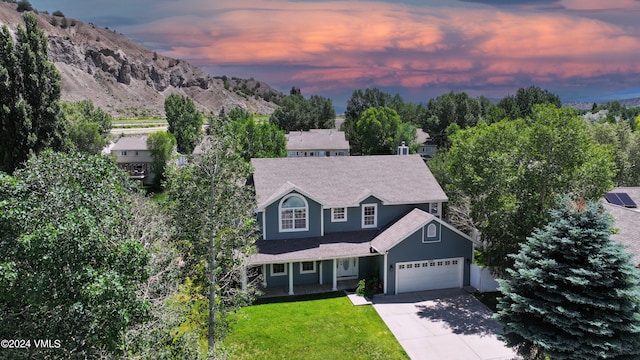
(0, 2), (282, 117)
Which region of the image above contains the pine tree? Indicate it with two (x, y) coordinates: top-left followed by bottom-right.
(0, 13), (66, 174)
(495, 197), (640, 360)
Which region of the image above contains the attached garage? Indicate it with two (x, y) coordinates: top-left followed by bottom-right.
(395, 257), (464, 294)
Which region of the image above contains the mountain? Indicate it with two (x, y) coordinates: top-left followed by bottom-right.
(0, 2), (282, 117)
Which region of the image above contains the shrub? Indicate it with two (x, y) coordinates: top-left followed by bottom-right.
(16, 0), (32, 12)
(52, 10), (64, 17)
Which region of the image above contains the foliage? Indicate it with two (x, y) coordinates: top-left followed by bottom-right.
(224, 293), (408, 360)
(353, 106), (416, 155)
(0, 13), (66, 174)
(495, 198), (640, 359)
(16, 0), (31, 12)
(165, 94), (203, 154)
(445, 105), (616, 274)
(268, 88), (335, 131)
(421, 91), (488, 147)
(52, 10), (64, 17)
(146, 131), (176, 189)
(221, 110), (287, 162)
(342, 88), (424, 153)
(497, 85), (561, 120)
(60, 100), (112, 154)
(164, 120), (261, 352)
(356, 276), (381, 298)
(590, 121), (640, 186)
(0, 151), (149, 358)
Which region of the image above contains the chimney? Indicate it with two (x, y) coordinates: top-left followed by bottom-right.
(397, 141), (409, 155)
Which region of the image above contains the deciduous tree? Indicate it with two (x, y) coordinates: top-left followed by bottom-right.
(146, 131), (176, 189)
(0, 151), (149, 358)
(268, 89), (335, 131)
(445, 105), (616, 273)
(495, 198), (640, 360)
(165, 94), (203, 154)
(0, 13), (66, 174)
(61, 100), (112, 154)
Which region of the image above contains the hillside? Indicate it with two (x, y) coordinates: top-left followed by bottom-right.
(0, 2), (282, 117)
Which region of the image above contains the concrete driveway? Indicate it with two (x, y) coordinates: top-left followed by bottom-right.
(372, 288), (518, 360)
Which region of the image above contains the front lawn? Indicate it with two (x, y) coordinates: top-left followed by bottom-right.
(223, 292), (408, 360)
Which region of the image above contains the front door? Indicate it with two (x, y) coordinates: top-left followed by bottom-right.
(337, 257), (359, 279)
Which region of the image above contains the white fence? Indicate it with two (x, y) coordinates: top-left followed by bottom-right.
(470, 264), (500, 292)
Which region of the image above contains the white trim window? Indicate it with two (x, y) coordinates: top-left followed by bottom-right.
(423, 223), (441, 243)
(271, 263), (287, 276)
(300, 261), (316, 274)
(279, 194), (309, 232)
(361, 203), (378, 228)
(331, 207), (347, 222)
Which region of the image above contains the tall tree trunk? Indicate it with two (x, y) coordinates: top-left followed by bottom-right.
(207, 153), (220, 353)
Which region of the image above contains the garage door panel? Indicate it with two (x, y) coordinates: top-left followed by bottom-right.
(396, 258), (463, 294)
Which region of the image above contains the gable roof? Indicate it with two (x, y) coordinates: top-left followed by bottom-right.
(111, 136), (148, 151)
(251, 154), (447, 209)
(370, 208), (474, 253)
(604, 187), (640, 264)
(285, 129), (349, 151)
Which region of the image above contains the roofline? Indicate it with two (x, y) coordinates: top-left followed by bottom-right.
(248, 252), (379, 266)
(256, 185), (323, 211)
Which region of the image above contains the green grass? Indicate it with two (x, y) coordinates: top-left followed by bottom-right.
(111, 117), (167, 128)
(223, 292), (408, 360)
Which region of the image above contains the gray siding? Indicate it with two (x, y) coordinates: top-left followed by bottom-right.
(263, 192), (322, 240)
(324, 197), (431, 233)
(385, 224), (473, 295)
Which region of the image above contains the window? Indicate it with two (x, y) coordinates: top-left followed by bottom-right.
(271, 263), (287, 276)
(331, 207), (347, 222)
(423, 223), (441, 243)
(361, 204), (377, 228)
(430, 203), (439, 215)
(300, 261), (316, 274)
(120, 151), (127, 156)
(134, 151), (139, 156)
(279, 194), (308, 232)
(427, 224), (437, 237)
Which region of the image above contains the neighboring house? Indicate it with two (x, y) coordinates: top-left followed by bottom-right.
(249, 154), (475, 295)
(285, 129), (350, 157)
(111, 136), (155, 185)
(603, 187), (640, 266)
(416, 129), (437, 159)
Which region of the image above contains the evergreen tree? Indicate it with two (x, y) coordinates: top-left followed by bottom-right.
(0, 13), (66, 174)
(495, 197), (640, 360)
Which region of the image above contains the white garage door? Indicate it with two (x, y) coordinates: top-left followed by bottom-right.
(396, 257), (463, 294)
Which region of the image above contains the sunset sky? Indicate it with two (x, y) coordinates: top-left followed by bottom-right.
(29, 0), (640, 106)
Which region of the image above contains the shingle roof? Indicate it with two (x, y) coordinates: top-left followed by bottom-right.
(285, 129), (349, 151)
(251, 154), (447, 209)
(604, 187), (640, 265)
(370, 208), (435, 252)
(248, 230), (378, 265)
(111, 136), (148, 151)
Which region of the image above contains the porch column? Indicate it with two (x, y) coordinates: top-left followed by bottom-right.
(332, 258), (337, 291)
(383, 253), (388, 295)
(288, 262), (294, 295)
(319, 261), (323, 285)
(262, 264), (267, 287)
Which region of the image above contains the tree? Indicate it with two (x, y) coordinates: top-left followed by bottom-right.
(421, 91), (483, 147)
(146, 131), (176, 189)
(590, 121), (640, 186)
(223, 110), (287, 162)
(353, 106), (404, 155)
(495, 198), (640, 359)
(60, 100), (112, 154)
(16, 0), (32, 12)
(165, 94), (203, 154)
(0, 13), (66, 174)
(268, 90), (335, 131)
(445, 105), (616, 273)
(164, 120), (260, 355)
(0, 150), (149, 358)
(497, 85), (561, 120)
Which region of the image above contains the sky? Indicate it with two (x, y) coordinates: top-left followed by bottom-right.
(29, 0), (640, 106)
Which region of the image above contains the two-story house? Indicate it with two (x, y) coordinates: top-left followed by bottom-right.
(285, 129), (350, 157)
(111, 136), (154, 185)
(248, 154), (475, 296)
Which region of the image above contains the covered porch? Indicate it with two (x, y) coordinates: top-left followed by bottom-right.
(259, 279), (359, 298)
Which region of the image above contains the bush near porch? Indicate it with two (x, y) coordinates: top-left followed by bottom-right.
(222, 292), (408, 359)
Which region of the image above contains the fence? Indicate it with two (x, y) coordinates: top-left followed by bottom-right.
(470, 264), (500, 292)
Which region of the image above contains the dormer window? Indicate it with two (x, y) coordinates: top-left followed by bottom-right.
(279, 194), (308, 232)
(361, 203), (377, 228)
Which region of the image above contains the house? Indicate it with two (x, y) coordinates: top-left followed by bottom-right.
(416, 129), (437, 159)
(111, 136), (155, 185)
(248, 154), (475, 296)
(285, 129), (350, 157)
(602, 187), (640, 266)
